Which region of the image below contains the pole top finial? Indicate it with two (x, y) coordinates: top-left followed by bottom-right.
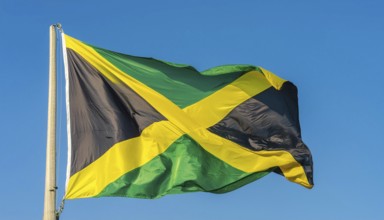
(53, 23), (62, 31)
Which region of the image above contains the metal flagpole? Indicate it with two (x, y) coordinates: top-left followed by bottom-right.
(43, 24), (59, 220)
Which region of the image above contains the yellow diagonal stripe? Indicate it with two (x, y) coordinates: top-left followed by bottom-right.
(258, 67), (286, 90)
(187, 129), (311, 188)
(66, 121), (182, 199)
(183, 70), (271, 128)
(65, 35), (199, 133)
(64, 35), (311, 199)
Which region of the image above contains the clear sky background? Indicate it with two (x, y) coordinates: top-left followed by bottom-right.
(0, 0), (383, 219)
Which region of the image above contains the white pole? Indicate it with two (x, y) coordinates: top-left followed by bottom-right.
(43, 24), (57, 220)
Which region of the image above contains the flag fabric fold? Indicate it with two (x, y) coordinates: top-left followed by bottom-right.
(62, 34), (313, 199)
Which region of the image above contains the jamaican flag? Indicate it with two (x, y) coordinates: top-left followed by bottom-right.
(63, 34), (313, 199)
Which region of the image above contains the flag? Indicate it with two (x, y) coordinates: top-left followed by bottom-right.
(62, 34), (313, 199)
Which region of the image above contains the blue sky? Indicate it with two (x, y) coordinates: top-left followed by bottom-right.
(0, 0), (383, 219)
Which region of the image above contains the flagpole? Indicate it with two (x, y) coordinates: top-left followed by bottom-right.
(43, 24), (58, 220)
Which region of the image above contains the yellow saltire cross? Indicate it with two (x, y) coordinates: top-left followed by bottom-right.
(64, 35), (311, 199)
